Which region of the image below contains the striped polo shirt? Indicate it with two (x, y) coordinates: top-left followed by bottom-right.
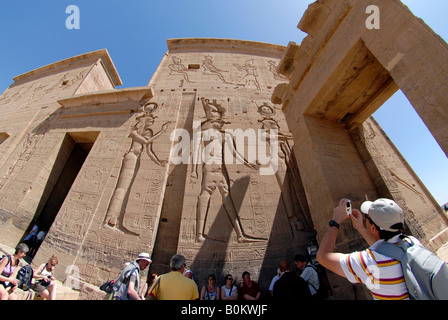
(339, 235), (416, 300)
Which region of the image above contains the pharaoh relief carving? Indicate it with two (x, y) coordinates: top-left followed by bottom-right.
(103, 99), (171, 235)
(165, 55), (286, 90)
(202, 56), (231, 84)
(168, 56), (195, 83)
(257, 102), (313, 236)
(190, 97), (265, 243)
(234, 59), (261, 91)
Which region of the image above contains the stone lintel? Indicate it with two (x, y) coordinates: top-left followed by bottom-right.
(57, 86), (153, 109)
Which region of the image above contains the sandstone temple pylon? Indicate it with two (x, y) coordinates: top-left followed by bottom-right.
(1, 1), (447, 300)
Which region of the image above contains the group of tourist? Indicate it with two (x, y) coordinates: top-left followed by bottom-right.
(108, 251), (325, 301)
(110, 198), (448, 301)
(109, 253), (265, 301)
(2, 198), (448, 301)
(0, 243), (58, 300)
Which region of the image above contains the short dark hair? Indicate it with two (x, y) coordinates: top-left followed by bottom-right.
(294, 254), (306, 263)
(366, 215), (403, 240)
(208, 274), (216, 280)
(224, 274), (233, 281)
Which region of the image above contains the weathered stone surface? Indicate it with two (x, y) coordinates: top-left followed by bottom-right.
(0, 40), (316, 299)
(273, 0), (448, 299)
(0, 1), (447, 300)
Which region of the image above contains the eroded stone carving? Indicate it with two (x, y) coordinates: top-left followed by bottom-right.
(268, 60), (288, 81)
(257, 102), (313, 235)
(103, 100), (171, 234)
(168, 56), (195, 83)
(202, 56), (231, 84)
(234, 59), (261, 91)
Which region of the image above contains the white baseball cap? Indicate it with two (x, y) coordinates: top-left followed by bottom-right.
(360, 198), (404, 232)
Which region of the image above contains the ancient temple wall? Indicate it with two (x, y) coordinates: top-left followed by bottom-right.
(144, 39), (316, 290)
(32, 87), (176, 286)
(29, 38), (315, 293)
(0, 50), (122, 248)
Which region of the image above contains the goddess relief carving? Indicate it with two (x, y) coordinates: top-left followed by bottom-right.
(257, 103), (313, 236)
(103, 101), (171, 234)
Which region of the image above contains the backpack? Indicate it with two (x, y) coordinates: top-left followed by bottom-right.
(1, 255), (31, 290)
(375, 235), (448, 300)
(305, 263), (332, 299)
(112, 266), (138, 300)
(16, 265), (34, 291)
(100, 280), (115, 294)
(1, 254), (12, 270)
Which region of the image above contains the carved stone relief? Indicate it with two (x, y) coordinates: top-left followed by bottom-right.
(168, 56), (195, 83)
(234, 59), (261, 91)
(256, 102), (313, 235)
(267, 60), (288, 81)
(164, 55), (287, 91)
(102, 99), (171, 235)
(190, 97), (265, 243)
(201, 56), (231, 84)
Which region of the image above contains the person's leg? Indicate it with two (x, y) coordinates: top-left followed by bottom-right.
(39, 289), (50, 300)
(0, 285), (9, 300)
(7, 290), (16, 300)
(48, 282), (57, 300)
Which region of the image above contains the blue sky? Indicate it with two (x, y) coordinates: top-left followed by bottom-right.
(0, 1), (447, 205)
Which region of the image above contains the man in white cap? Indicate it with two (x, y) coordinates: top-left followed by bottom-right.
(317, 198), (414, 300)
(113, 252), (152, 300)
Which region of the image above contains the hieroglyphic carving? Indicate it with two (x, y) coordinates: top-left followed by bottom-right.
(234, 59), (261, 91)
(103, 99), (171, 235)
(257, 102), (313, 236)
(267, 60), (288, 81)
(0, 113), (55, 191)
(165, 55), (289, 91)
(202, 56), (231, 84)
(190, 97), (265, 243)
(168, 56), (195, 83)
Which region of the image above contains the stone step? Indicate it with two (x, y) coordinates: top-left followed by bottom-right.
(13, 279), (79, 300)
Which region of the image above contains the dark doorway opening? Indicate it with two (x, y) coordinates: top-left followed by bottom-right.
(21, 132), (98, 261)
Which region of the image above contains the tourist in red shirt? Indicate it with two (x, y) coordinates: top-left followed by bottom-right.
(240, 271), (261, 300)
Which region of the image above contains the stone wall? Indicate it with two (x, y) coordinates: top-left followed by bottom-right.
(0, 40), (318, 298)
(272, 0), (448, 299)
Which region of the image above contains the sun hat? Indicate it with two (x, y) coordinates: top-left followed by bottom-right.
(137, 252), (152, 263)
(360, 198), (404, 232)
